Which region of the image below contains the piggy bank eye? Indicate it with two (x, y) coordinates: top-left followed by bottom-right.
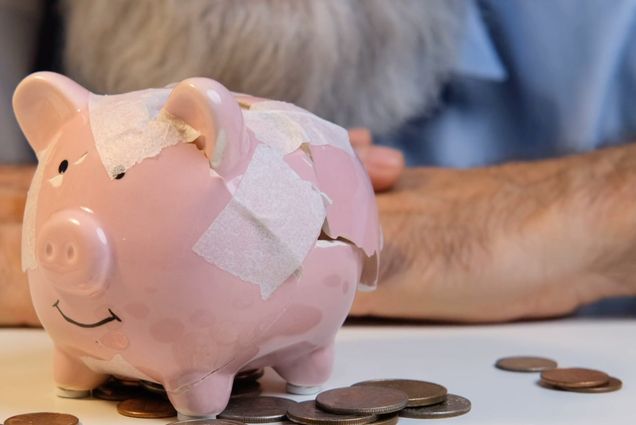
(114, 172), (125, 180)
(58, 160), (69, 174)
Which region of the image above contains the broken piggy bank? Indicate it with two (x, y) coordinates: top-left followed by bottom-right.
(13, 72), (381, 418)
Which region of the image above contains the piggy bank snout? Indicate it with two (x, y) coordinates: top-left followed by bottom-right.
(36, 209), (110, 296)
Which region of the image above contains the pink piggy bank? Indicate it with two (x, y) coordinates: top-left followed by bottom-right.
(13, 72), (381, 418)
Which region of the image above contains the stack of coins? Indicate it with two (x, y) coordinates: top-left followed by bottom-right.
(212, 378), (470, 425)
(495, 356), (622, 394)
(540, 368), (623, 393)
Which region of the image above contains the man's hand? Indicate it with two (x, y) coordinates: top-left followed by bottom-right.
(349, 128), (404, 192)
(351, 144), (636, 321)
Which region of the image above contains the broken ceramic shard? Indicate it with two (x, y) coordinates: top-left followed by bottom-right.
(193, 144), (326, 299)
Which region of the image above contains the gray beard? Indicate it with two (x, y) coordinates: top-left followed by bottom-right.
(62, 0), (465, 135)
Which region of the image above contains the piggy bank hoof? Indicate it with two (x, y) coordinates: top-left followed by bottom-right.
(286, 383), (321, 395)
(177, 412), (217, 421)
(56, 387), (91, 398)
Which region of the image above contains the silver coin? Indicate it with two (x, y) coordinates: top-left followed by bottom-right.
(166, 420), (246, 425)
(316, 386), (408, 415)
(287, 400), (377, 425)
(140, 380), (166, 394)
(399, 394), (471, 419)
(218, 396), (297, 423)
(369, 415), (399, 425)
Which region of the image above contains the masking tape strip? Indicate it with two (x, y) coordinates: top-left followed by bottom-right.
(22, 143), (54, 271)
(242, 100), (354, 156)
(89, 90), (199, 179)
(193, 143), (326, 299)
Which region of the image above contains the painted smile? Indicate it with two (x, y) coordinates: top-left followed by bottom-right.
(52, 300), (121, 328)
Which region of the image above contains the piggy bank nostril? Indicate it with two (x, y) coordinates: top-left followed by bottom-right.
(45, 242), (55, 259)
(66, 244), (76, 262)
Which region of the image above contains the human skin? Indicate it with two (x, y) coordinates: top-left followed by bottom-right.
(3, 133), (636, 324)
(351, 141), (636, 321)
(0, 165), (39, 325)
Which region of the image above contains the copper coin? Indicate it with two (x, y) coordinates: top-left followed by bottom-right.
(166, 420), (246, 425)
(353, 379), (447, 407)
(235, 368), (265, 382)
(218, 396), (297, 423)
(93, 378), (144, 401)
(316, 386), (408, 415)
(231, 380), (263, 398)
(495, 356), (558, 372)
(399, 394), (471, 419)
(117, 396), (177, 418)
(287, 400), (377, 425)
(540, 368), (609, 389)
(4, 412), (79, 425)
(540, 376), (623, 393)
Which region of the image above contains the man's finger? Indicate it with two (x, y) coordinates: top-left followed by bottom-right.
(348, 128), (373, 147)
(355, 145), (404, 192)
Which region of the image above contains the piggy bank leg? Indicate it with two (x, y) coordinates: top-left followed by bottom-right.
(53, 347), (108, 398)
(166, 372), (233, 419)
(274, 341), (334, 395)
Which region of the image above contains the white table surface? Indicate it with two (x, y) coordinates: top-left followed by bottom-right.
(1, 318), (634, 425)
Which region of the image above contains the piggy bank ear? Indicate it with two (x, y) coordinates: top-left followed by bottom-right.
(13, 72), (89, 156)
(163, 78), (249, 177)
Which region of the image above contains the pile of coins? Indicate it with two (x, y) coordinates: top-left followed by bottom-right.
(495, 356), (622, 393)
(209, 378), (470, 425)
(111, 368), (266, 419)
(2, 372), (469, 424)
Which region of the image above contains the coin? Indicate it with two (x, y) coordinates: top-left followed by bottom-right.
(218, 396), (298, 423)
(93, 378), (144, 401)
(166, 420), (247, 425)
(495, 356), (558, 372)
(369, 414), (399, 425)
(117, 396), (177, 418)
(113, 376), (141, 386)
(287, 400), (377, 425)
(316, 386), (409, 415)
(540, 368), (609, 389)
(4, 412), (79, 425)
(353, 379), (447, 407)
(235, 368), (265, 382)
(140, 379), (167, 395)
(399, 394), (471, 419)
(540, 376), (623, 393)
(231, 380), (263, 398)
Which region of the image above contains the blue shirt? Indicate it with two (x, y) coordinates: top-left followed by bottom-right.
(378, 0), (636, 167)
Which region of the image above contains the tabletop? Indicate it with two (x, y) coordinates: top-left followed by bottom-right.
(0, 316), (634, 425)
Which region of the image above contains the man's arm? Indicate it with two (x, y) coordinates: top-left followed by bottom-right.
(0, 166), (39, 325)
(351, 144), (636, 321)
